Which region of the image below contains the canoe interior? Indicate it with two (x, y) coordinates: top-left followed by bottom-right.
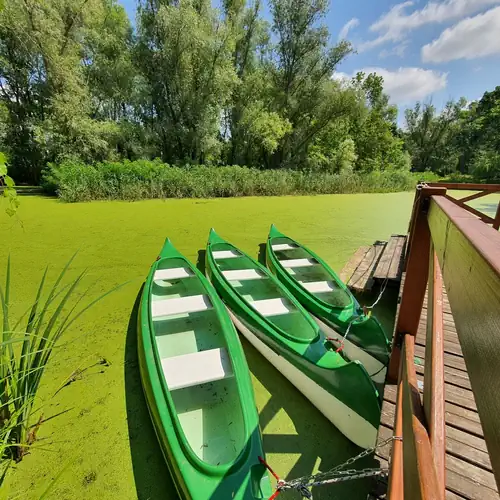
(211, 242), (317, 342)
(150, 257), (245, 466)
(271, 237), (352, 308)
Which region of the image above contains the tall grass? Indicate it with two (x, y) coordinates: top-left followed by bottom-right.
(42, 160), (419, 202)
(0, 255), (122, 484)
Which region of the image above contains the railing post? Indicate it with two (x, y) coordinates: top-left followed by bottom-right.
(387, 186), (446, 382)
(402, 335), (442, 499)
(494, 200), (500, 230)
(423, 247), (446, 497)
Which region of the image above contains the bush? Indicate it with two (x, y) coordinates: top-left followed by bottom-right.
(470, 149), (500, 183)
(42, 160), (419, 202)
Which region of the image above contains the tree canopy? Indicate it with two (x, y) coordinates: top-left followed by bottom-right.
(0, 0), (498, 184)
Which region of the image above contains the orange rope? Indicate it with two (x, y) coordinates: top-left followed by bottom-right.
(258, 456), (282, 499)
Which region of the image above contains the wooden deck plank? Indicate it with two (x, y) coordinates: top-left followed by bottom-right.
(388, 235), (407, 280)
(414, 344), (468, 372)
(380, 400), (491, 471)
(373, 236), (399, 280)
(339, 246), (370, 284)
(347, 241), (386, 291)
(377, 426), (498, 499)
(373, 235), (407, 281)
(379, 276), (499, 499)
(414, 363), (472, 391)
(384, 385), (484, 437)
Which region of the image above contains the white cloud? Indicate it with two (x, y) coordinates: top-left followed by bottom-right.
(339, 18), (359, 40)
(334, 67), (447, 105)
(359, 0), (500, 52)
(422, 7), (500, 62)
(379, 43), (409, 59)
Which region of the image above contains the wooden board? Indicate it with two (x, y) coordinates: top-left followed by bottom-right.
(378, 425), (499, 499)
(346, 241), (386, 292)
(428, 195), (500, 489)
(380, 400), (492, 471)
(339, 246), (370, 283)
(373, 235), (407, 281)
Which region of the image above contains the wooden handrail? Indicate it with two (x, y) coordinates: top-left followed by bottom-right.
(428, 195), (500, 490)
(388, 183), (500, 497)
(425, 182), (500, 229)
(426, 182), (500, 191)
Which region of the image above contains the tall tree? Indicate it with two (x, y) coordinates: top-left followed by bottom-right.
(136, 0), (237, 163)
(268, 0), (352, 168)
(0, 0), (130, 182)
(404, 99), (466, 174)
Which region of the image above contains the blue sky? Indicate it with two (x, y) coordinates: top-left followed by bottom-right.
(120, 0), (500, 120)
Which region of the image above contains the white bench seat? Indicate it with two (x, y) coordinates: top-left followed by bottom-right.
(280, 258), (316, 268)
(212, 250), (240, 259)
(152, 295), (212, 318)
(154, 268), (193, 281)
(272, 243), (298, 251)
(250, 298), (292, 317)
(300, 281), (335, 293)
(161, 348), (233, 391)
(222, 269), (264, 281)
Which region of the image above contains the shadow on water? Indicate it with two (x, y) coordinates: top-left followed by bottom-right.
(125, 285), (179, 500)
(242, 337), (379, 500)
(197, 249), (206, 274)
(353, 285), (399, 342)
(257, 243), (267, 266)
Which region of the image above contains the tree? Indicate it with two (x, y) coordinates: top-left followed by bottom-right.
(268, 0), (352, 168)
(403, 98), (466, 174)
(136, 0), (237, 164)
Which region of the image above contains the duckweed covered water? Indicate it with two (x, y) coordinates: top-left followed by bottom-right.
(0, 192), (431, 499)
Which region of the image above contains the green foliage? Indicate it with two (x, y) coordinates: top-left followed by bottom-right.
(0, 256), (122, 479)
(42, 159), (418, 202)
(135, 0), (238, 163)
(470, 149), (500, 182)
(240, 103), (292, 154)
(0, 153), (18, 217)
(0, 0), (409, 182)
(404, 99), (466, 174)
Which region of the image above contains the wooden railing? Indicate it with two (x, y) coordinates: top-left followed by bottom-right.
(386, 183), (500, 499)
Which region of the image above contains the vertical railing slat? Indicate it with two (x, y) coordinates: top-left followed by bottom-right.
(402, 335), (442, 500)
(423, 248), (446, 497)
(387, 356), (404, 499)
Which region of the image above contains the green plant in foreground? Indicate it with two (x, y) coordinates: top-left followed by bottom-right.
(0, 254), (123, 483)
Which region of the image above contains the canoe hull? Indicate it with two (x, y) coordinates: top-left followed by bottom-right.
(265, 226), (391, 374)
(138, 239), (272, 500)
(206, 229), (381, 449)
(228, 308), (378, 449)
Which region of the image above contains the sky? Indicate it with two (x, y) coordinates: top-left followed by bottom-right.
(120, 0), (500, 121)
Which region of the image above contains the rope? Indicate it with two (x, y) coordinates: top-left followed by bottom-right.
(328, 262), (393, 355)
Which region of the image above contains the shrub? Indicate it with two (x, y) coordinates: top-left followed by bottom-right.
(42, 160), (420, 202)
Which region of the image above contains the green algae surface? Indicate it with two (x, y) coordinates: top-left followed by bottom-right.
(1, 193), (418, 499)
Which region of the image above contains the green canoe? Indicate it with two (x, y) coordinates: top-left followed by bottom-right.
(138, 239), (272, 499)
(206, 229), (381, 449)
(266, 225), (391, 384)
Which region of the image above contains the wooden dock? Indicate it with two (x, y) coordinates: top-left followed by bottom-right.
(374, 280), (499, 499)
(340, 235), (407, 292)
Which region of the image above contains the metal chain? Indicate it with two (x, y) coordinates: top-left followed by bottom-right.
(275, 436), (401, 498)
